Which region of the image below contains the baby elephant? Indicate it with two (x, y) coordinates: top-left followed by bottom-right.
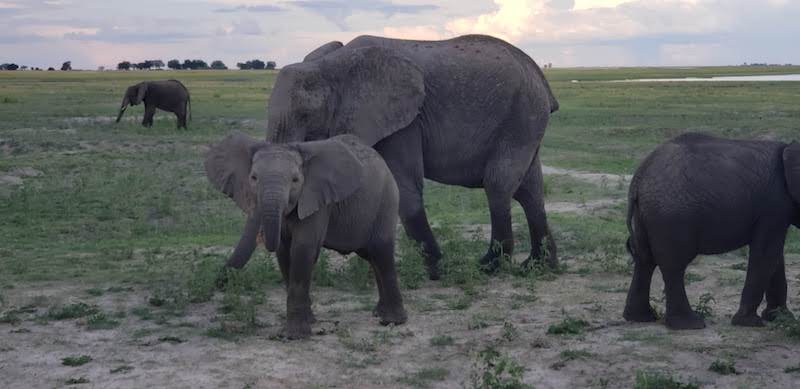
(205, 132), (407, 339)
(116, 80), (191, 129)
(625, 133), (796, 330)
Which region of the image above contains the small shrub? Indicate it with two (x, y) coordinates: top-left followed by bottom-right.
(86, 312), (120, 330)
(708, 359), (737, 375)
(784, 363), (800, 373)
(501, 322), (519, 342)
(62, 355), (92, 366)
(47, 303), (99, 320)
(684, 272), (705, 284)
(771, 308), (800, 339)
(634, 371), (698, 389)
(694, 293), (715, 319)
(470, 346), (531, 389)
(85, 288), (103, 296)
(547, 317), (588, 336)
(396, 235), (428, 290)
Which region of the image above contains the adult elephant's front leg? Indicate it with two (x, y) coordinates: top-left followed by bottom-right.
(142, 104), (156, 127)
(762, 255), (791, 321)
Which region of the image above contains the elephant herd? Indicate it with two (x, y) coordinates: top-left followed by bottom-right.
(118, 34), (794, 339)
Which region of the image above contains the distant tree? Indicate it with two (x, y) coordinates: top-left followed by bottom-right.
(210, 60), (228, 70)
(237, 59), (265, 70)
(182, 59), (208, 70)
(61, 61), (72, 71)
(151, 60), (165, 70)
(21, 65), (28, 71)
(47, 67), (55, 71)
(167, 59), (182, 70)
(266, 61), (276, 70)
(0, 63), (19, 70)
(117, 61), (132, 71)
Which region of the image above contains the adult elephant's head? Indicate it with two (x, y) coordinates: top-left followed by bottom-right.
(267, 44), (425, 146)
(116, 82), (147, 123)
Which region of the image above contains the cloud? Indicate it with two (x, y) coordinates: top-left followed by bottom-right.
(214, 4), (285, 13)
(290, 0), (438, 29)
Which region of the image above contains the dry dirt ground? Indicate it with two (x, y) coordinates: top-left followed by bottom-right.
(2, 254), (799, 388)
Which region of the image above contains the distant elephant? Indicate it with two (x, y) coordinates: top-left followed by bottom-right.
(205, 132), (407, 339)
(624, 133), (796, 330)
(266, 34), (560, 279)
(116, 80), (191, 129)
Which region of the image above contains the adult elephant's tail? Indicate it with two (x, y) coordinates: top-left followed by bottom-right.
(170, 79), (191, 124)
(626, 183), (652, 266)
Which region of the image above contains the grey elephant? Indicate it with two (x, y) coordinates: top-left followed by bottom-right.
(116, 80), (191, 129)
(266, 34), (560, 279)
(205, 131), (407, 339)
(624, 132), (796, 330)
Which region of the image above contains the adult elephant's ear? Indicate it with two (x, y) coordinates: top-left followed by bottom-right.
(294, 138), (366, 219)
(204, 131), (262, 213)
(325, 46), (425, 146)
(303, 41), (343, 62)
(133, 82), (148, 105)
(784, 142), (800, 203)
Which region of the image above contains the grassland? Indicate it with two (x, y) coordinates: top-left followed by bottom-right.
(1, 67), (800, 388)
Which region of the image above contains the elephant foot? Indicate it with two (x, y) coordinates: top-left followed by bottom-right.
(479, 252), (501, 275)
(761, 306), (793, 322)
(284, 319), (312, 340)
(623, 304), (659, 323)
(376, 304), (408, 326)
(425, 256), (441, 281)
(665, 311), (706, 330)
(732, 312), (766, 327)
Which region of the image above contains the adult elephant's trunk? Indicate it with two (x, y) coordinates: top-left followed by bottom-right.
(260, 189), (286, 252)
(225, 213), (261, 268)
(116, 96), (130, 123)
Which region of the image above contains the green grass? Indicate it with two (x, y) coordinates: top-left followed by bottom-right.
(634, 371), (698, 389)
(397, 367), (449, 388)
(61, 355), (92, 366)
(547, 317), (589, 336)
(708, 359), (738, 375)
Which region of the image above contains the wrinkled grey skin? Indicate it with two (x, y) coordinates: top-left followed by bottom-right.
(267, 34), (560, 279)
(625, 133), (798, 330)
(116, 80), (191, 129)
(205, 132), (407, 339)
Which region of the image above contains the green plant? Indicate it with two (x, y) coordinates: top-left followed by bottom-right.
(634, 371), (698, 389)
(547, 317), (588, 336)
(470, 346), (531, 389)
(771, 308), (800, 339)
(62, 355), (92, 366)
(501, 322), (519, 342)
(86, 312), (120, 330)
(694, 293), (715, 319)
(47, 303), (99, 320)
(784, 364), (800, 373)
(396, 235), (429, 290)
(708, 359), (737, 375)
(398, 367), (449, 388)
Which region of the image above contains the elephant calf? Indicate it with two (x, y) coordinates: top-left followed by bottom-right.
(624, 132), (796, 330)
(116, 80), (191, 129)
(205, 132), (407, 339)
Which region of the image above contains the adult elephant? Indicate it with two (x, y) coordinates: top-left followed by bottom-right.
(116, 80), (191, 129)
(267, 34), (559, 279)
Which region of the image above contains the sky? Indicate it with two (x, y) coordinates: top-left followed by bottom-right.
(1, 0), (798, 69)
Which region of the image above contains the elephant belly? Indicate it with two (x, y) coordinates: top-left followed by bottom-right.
(421, 127), (496, 188)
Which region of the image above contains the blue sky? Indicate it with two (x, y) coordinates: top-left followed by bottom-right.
(1, 0), (798, 69)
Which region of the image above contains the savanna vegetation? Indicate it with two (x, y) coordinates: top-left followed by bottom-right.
(1, 66), (799, 387)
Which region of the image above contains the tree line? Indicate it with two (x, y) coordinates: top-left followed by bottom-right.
(117, 59), (276, 70)
(0, 61), (71, 71)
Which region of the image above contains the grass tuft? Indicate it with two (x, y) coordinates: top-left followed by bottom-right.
(62, 355), (92, 366)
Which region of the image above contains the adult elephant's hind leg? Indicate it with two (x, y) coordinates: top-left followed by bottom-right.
(375, 132), (442, 280)
(762, 255), (791, 321)
(514, 155), (558, 269)
(479, 154), (526, 274)
(662, 263), (705, 330)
